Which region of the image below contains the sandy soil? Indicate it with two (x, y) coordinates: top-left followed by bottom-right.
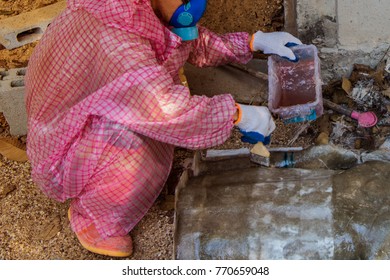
(0, 0), (291, 260)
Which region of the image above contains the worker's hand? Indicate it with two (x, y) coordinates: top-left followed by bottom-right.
(235, 103), (276, 145)
(250, 31), (302, 61)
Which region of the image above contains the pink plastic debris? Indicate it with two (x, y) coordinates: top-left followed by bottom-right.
(350, 111), (378, 127)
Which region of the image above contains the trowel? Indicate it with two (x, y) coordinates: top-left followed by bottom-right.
(323, 99), (378, 127)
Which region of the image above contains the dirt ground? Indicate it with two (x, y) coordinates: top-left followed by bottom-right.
(0, 0), (325, 260)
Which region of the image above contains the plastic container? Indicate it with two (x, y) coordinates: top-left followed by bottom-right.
(268, 44), (323, 123)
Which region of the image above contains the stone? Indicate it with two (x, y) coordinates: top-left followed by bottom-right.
(0, 1), (66, 49)
(0, 68), (27, 136)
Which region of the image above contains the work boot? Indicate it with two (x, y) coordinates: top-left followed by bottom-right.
(68, 208), (133, 257)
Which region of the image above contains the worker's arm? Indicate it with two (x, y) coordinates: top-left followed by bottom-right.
(86, 28), (237, 150)
(187, 26), (253, 67)
(95, 30), (275, 149)
(187, 27), (302, 67)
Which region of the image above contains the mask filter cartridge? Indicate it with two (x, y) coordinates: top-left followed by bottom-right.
(169, 0), (207, 41)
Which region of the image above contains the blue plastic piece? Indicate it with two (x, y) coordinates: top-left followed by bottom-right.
(280, 152), (296, 168)
(283, 109), (317, 124)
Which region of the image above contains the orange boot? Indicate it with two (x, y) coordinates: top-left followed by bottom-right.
(68, 209), (133, 257)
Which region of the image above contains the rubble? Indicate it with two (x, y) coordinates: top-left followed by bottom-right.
(321, 61), (390, 151)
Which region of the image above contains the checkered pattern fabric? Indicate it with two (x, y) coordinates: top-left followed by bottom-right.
(25, 0), (252, 238)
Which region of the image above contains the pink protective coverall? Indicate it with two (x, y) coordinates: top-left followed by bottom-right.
(25, 0), (252, 238)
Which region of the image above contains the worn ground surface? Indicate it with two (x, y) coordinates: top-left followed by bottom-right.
(0, 0), (289, 260)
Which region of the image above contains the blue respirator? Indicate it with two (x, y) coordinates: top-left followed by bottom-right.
(169, 0), (207, 41)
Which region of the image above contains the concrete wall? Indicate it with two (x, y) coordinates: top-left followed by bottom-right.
(338, 0), (390, 47)
(285, 0), (390, 83)
(295, 0), (336, 44)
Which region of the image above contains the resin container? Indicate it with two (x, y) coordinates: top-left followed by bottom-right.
(268, 44), (323, 123)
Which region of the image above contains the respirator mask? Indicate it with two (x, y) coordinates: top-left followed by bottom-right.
(169, 0), (207, 41)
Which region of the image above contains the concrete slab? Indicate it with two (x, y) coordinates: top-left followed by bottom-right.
(0, 68), (27, 136)
(174, 161), (336, 259)
(184, 59), (268, 104)
(174, 154), (390, 260)
(0, 1), (66, 50)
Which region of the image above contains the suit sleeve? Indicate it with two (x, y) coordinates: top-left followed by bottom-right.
(187, 26), (253, 67)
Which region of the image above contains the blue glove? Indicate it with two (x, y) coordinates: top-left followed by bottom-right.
(250, 31), (302, 62)
(240, 131), (272, 145)
(235, 104), (276, 145)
